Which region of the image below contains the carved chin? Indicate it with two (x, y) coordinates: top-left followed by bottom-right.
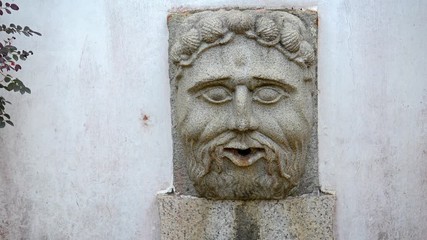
(194, 157), (293, 200)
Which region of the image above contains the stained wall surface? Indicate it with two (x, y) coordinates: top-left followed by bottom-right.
(0, 0), (425, 240)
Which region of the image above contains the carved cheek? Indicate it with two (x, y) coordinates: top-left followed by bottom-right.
(181, 97), (230, 140)
(176, 89), (191, 128)
(275, 103), (311, 141)
(254, 101), (307, 143)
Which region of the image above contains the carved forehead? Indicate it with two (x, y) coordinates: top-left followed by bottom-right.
(180, 36), (304, 85)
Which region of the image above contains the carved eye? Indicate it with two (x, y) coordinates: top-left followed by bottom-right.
(253, 86), (287, 104)
(201, 87), (232, 104)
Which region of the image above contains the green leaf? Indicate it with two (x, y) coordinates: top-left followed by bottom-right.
(25, 87), (31, 94)
(13, 54), (18, 61)
(0, 121), (5, 128)
(5, 83), (14, 91)
(6, 120), (13, 126)
(14, 79), (23, 85)
(5, 45), (17, 51)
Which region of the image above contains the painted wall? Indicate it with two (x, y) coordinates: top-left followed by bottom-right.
(318, 0), (427, 239)
(0, 0), (425, 239)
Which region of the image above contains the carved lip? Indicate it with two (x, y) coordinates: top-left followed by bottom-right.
(222, 145), (265, 167)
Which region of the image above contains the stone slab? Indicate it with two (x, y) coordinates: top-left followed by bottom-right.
(168, 8), (320, 197)
(157, 193), (335, 240)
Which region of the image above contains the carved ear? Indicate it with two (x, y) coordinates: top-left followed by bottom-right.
(174, 68), (183, 82)
(303, 66), (315, 82)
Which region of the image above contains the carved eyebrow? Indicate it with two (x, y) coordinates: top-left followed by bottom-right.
(252, 76), (296, 92)
(188, 76), (232, 93)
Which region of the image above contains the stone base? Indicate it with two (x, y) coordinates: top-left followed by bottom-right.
(157, 193), (335, 240)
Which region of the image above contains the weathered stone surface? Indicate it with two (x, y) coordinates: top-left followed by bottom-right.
(157, 193), (335, 240)
(169, 9), (319, 200)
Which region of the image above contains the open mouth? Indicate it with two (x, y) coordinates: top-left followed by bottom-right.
(222, 147), (265, 167)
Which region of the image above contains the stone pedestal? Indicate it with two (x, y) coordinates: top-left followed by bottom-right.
(157, 193), (335, 240)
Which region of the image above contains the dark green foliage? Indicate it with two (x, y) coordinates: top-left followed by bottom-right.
(0, 1), (40, 128)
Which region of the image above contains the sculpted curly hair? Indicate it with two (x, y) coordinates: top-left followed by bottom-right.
(170, 10), (316, 71)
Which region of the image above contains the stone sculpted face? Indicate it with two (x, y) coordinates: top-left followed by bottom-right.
(172, 10), (316, 199)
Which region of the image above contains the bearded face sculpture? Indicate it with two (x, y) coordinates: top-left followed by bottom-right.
(171, 10), (316, 200)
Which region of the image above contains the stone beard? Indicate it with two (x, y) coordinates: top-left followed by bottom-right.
(173, 11), (315, 200)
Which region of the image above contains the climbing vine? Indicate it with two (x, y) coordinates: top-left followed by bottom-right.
(0, 1), (41, 128)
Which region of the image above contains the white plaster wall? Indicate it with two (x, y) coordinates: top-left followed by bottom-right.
(0, 0), (425, 239)
(318, 0), (427, 239)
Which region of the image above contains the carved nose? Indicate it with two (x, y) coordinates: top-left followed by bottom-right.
(229, 85), (259, 131)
